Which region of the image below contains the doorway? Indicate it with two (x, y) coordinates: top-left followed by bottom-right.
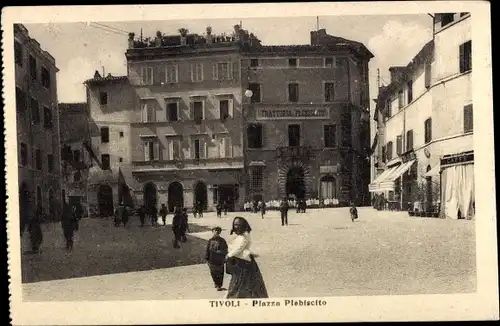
(97, 184), (114, 217)
(286, 167), (305, 199)
(217, 185), (237, 211)
(143, 182), (157, 212)
(168, 182), (184, 212)
(194, 181), (208, 211)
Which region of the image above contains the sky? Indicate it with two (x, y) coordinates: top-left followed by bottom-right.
(25, 15), (433, 106)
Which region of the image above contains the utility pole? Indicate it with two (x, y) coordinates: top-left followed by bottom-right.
(102, 66), (105, 77)
(377, 68), (381, 89)
(316, 16), (319, 31)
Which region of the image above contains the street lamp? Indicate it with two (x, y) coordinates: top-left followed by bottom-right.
(244, 89), (253, 99)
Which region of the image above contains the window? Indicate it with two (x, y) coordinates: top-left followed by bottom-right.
(119, 157), (123, 162)
(101, 154), (110, 169)
(324, 57), (335, 68)
(166, 101), (179, 122)
(99, 92), (108, 105)
(15, 41), (23, 66)
(440, 13), (455, 27)
(288, 83), (299, 102)
(424, 118), (432, 143)
(218, 136), (232, 158)
(30, 98), (40, 124)
(385, 99), (392, 118)
(119, 131), (124, 137)
(288, 124), (300, 147)
(386, 141), (393, 161)
(407, 80), (413, 103)
(73, 150), (81, 163)
(464, 104), (473, 133)
(406, 130), (414, 151)
(219, 99), (231, 120)
(288, 58), (297, 67)
(190, 63), (203, 82)
(381, 145), (387, 163)
(247, 124), (263, 149)
(324, 82), (335, 102)
(141, 66), (154, 85)
(214, 62), (233, 80)
(47, 154), (54, 173)
(192, 138), (207, 160)
(36, 186), (42, 210)
(143, 140), (157, 161)
(320, 176), (336, 199)
(396, 135), (403, 155)
(29, 55), (37, 80)
(142, 103), (155, 123)
(459, 40), (472, 73)
(250, 167), (263, 191)
(100, 127), (110, 143)
(43, 106), (52, 128)
(20, 143), (28, 166)
(398, 90), (404, 109)
(167, 137), (182, 160)
(191, 101), (204, 122)
(248, 83), (261, 103)
(16, 87), (26, 113)
(35, 149), (42, 170)
(425, 63), (432, 88)
(165, 64), (178, 83)
(323, 125), (337, 148)
(250, 59), (259, 67)
(41, 67), (50, 88)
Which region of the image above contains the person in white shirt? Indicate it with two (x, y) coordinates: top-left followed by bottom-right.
(225, 217), (269, 298)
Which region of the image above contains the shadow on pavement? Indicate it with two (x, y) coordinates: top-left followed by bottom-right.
(21, 219), (210, 283)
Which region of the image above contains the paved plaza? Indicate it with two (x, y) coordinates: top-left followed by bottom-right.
(21, 208), (476, 301)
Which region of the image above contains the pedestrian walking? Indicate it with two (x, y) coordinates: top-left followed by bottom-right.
(225, 217), (268, 299)
(205, 226), (228, 291)
(216, 201), (222, 218)
(72, 203), (83, 231)
(171, 207), (183, 249)
(150, 204), (158, 227)
(160, 203), (168, 226)
(138, 205), (146, 227)
(180, 207), (189, 243)
(28, 207), (43, 254)
(280, 198), (289, 226)
(223, 200), (229, 216)
(61, 202), (76, 252)
(260, 201), (266, 219)
(350, 201), (358, 222)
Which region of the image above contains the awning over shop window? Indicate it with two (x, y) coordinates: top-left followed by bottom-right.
(378, 160), (416, 192)
(423, 164), (440, 177)
(368, 164), (400, 192)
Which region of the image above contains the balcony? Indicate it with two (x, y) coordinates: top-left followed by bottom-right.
(132, 157), (244, 173)
(276, 146), (313, 161)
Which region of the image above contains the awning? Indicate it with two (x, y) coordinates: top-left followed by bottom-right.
(423, 164), (440, 177)
(368, 164), (400, 192)
(378, 160), (416, 191)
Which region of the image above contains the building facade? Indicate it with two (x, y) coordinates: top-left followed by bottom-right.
(14, 24), (62, 229)
(243, 29), (373, 206)
(370, 13), (473, 219)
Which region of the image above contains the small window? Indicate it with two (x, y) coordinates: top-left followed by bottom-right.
(424, 118), (432, 143)
(141, 66), (154, 85)
(386, 141), (393, 161)
(381, 145), (386, 163)
(459, 40), (472, 73)
(166, 102), (178, 122)
(323, 125), (337, 148)
(166, 64), (178, 83)
(41, 67), (50, 89)
(247, 124), (263, 149)
(288, 58), (297, 67)
(47, 154), (54, 173)
(398, 90), (404, 109)
(14, 41), (23, 66)
(119, 157), (123, 163)
(16, 87), (26, 113)
(190, 63), (203, 82)
(407, 80), (413, 103)
(324, 57), (335, 68)
(43, 106), (52, 128)
(30, 98), (40, 124)
(215, 62), (233, 80)
(101, 154), (110, 170)
(20, 143), (28, 166)
(29, 55), (37, 80)
(464, 104), (473, 133)
(250, 59), (259, 67)
(192, 101), (204, 122)
(288, 83), (299, 102)
(248, 83), (261, 103)
(100, 127), (110, 143)
(324, 82), (335, 102)
(219, 99), (230, 120)
(99, 92), (108, 105)
(396, 135), (403, 156)
(440, 13), (455, 27)
(250, 167), (263, 191)
(119, 131), (124, 137)
(35, 149), (42, 170)
(288, 124), (300, 147)
(406, 130), (414, 151)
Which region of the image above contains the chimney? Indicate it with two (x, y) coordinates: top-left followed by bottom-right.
(94, 70), (102, 79)
(310, 28), (327, 45)
(388, 66), (406, 84)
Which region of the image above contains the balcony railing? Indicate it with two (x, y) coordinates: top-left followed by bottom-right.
(276, 146), (313, 160)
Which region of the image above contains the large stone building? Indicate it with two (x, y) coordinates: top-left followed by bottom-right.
(242, 29), (373, 205)
(370, 13), (473, 219)
(15, 24), (62, 229)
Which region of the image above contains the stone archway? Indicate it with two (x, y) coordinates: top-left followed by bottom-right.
(286, 167), (306, 199)
(168, 182), (184, 212)
(194, 181), (208, 211)
(97, 184), (114, 217)
(143, 182), (157, 212)
(278, 159), (311, 199)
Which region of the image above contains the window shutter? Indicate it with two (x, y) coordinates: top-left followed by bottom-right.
(202, 140), (208, 159)
(459, 43), (465, 73)
(228, 98), (234, 117)
(190, 64), (194, 82)
(201, 100), (205, 120)
(168, 140), (173, 160)
(212, 64), (218, 80)
(189, 101), (194, 120)
(142, 103), (148, 122)
(225, 137), (232, 158)
(154, 141), (160, 160)
(219, 137), (225, 158)
(144, 142), (150, 161)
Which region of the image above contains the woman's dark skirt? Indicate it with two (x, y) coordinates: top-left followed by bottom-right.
(226, 257), (269, 299)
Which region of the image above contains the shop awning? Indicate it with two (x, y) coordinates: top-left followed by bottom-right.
(423, 164), (440, 177)
(368, 164), (400, 192)
(378, 160), (416, 192)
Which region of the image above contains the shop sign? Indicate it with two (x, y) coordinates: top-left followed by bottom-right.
(256, 107), (329, 120)
(320, 165), (338, 174)
(441, 151), (474, 166)
(401, 150), (416, 163)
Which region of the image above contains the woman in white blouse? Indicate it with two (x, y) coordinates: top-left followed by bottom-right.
(225, 217), (268, 298)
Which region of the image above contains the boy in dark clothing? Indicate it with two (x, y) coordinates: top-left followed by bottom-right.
(261, 201), (266, 219)
(223, 201), (228, 215)
(172, 207), (183, 249)
(280, 199), (289, 226)
(350, 201), (358, 222)
(205, 226), (228, 291)
(159, 204), (168, 226)
(61, 203), (76, 252)
(216, 202), (222, 218)
(138, 205), (146, 227)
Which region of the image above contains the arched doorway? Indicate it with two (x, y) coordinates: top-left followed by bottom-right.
(286, 167), (305, 199)
(19, 182), (30, 235)
(97, 185), (114, 217)
(320, 175), (336, 199)
(168, 182), (184, 212)
(143, 182), (157, 212)
(194, 181), (208, 211)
